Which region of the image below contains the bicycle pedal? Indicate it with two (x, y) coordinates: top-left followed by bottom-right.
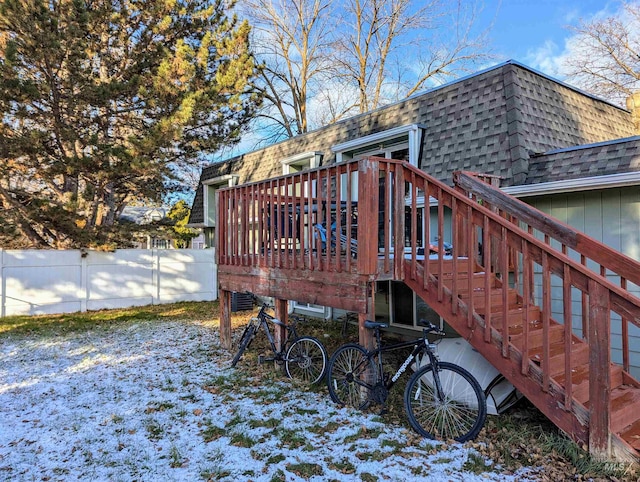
(258, 355), (265, 364)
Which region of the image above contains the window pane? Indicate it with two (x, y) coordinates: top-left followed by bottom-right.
(374, 282), (391, 323)
(392, 282), (414, 326)
(416, 293), (440, 326)
(391, 147), (409, 161)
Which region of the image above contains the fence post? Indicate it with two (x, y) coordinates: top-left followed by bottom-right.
(0, 249), (4, 318)
(357, 157), (379, 276)
(220, 289), (232, 349)
(588, 279), (611, 460)
(80, 249), (88, 313)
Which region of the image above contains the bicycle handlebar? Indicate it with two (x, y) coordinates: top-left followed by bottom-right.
(418, 319), (446, 337)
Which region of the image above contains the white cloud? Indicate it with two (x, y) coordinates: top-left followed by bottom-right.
(524, 1), (631, 83)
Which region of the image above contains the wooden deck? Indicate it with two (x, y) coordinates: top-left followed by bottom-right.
(216, 157), (640, 463)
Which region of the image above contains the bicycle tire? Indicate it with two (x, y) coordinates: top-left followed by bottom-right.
(404, 361), (486, 442)
(231, 323), (256, 367)
(285, 336), (328, 385)
(326, 343), (377, 410)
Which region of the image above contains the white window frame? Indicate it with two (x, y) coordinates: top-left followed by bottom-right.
(202, 174), (239, 227)
(292, 301), (326, 314)
(331, 124), (425, 167)
(281, 151), (322, 175)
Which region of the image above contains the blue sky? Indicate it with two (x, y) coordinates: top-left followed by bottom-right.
(484, 0), (621, 74)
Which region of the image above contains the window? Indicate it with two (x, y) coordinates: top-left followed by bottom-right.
(292, 301), (325, 314)
(281, 151), (322, 175)
(331, 124), (425, 167)
(151, 238), (170, 249)
(203, 174), (239, 227)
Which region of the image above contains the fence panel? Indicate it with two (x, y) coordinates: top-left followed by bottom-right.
(0, 248), (217, 317)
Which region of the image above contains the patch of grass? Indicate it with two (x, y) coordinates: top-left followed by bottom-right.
(294, 407), (319, 416)
(265, 454), (286, 464)
(0, 301), (223, 337)
(327, 458), (356, 474)
(432, 457), (453, 464)
(308, 421), (340, 435)
(355, 450), (387, 462)
(168, 446), (185, 468)
(462, 452), (491, 474)
(230, 432), (255, 448)
(277, 429), (306, 449)
(201, 468), (231, 480)
(144, 401), (175, 414)
(144, 419), (164, 440)
(226, 413), (244, 428)
(360, 473), (378, 482)
(269, 469), (286, 482)
(540, 431), (636, 479)
(379, 438), (405, 453)
(343, 426), (383, 443)
(201, 420), (226, 442)
(248, 417), (280, 429)
(286, 462), (323, 478)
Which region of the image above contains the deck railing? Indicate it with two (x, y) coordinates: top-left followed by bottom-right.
(217, 156), (640, 458)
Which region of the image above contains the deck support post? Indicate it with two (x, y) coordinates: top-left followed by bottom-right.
(219, 289), (232, 350)
(358, 282), (376, 351)
(274, 298), (288, 353)
(588, 279), (611, 461)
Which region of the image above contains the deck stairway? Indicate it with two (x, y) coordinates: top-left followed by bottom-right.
(216, 157), (640, 463)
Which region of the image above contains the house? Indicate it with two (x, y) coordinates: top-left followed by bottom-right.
(189, 60), (640, 461)
(190, 60), (639, 320)
(121, 206), (206, 249)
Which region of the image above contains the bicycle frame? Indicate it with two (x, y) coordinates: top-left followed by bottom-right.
(367, 337), (436, 392)
(253, 304), (298, 359)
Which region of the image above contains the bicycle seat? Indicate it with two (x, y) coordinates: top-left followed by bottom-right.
(364, 320), (388, 330)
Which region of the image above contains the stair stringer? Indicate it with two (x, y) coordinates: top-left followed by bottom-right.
(402, 259), (640, 463)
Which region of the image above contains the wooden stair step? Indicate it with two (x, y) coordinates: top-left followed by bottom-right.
(505, 322), (565, 352)
(487, 306), (541, 327)
(440, 272), (498, 291)
(460, 287), (519, 307)
(611, 386), (640, 434)
(599, 386), (640, 434)
(528, 340), (589, 376)
(552, 363), (624, 405)
(427, 259), (477, 277)
(618, 417), (640, 450)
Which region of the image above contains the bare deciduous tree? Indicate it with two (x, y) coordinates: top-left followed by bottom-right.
(333, 0), (493, 113)
(563, 2), (640, 106)
(242, 0), (334, 141)
(242, 0), (493, 141)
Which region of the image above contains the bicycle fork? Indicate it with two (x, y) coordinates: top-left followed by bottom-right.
(413, 351), (447, 405)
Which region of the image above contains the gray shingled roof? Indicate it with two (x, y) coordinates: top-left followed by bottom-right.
(526, 136), (640, 184)
(189, 61), (636, 225)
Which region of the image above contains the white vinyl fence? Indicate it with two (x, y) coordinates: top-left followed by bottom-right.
(0, 248), (217, 317)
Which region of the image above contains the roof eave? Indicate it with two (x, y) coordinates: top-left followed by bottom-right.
(503, 171), (640, 198)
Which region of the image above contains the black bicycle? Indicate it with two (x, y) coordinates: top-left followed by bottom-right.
(326, 319), (487, 442)
(231, 295), (328, 385)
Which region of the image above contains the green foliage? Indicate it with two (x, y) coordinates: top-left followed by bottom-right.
(167, 199), (198, 248)
(0, 0), (261, 249)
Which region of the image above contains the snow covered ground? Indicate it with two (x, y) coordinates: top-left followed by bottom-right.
(0, 319), (537, 481)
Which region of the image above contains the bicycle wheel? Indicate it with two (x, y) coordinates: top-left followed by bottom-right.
(285, 336), (328, 385)
(231, 323), (257, 367)
(326, 343), (377, 410)
(404, 361), (486, 442)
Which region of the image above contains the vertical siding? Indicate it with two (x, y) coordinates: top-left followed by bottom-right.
(527, 188), (640, 377)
